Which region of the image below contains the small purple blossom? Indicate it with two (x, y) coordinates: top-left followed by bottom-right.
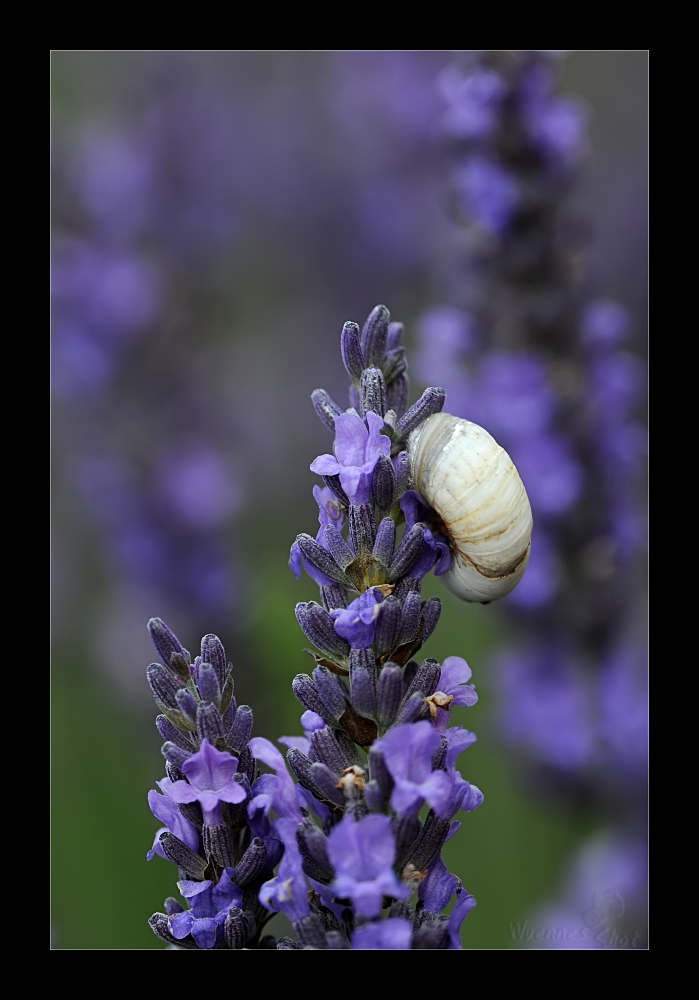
(331, 586), (385, 648)
(310, 410), (390, 505)
(351, 918), (412, 950)
(290, 485), (346, 586)
(169, 869), (243, 949)
(326, 814), (409, 918)
(157, 738), (246, 826)
(374, 721), (453, 818)
(400, 491), (452, 577)
(431, 656), (478, 730)
(146, 785), (200, 860)
(258, 816), (310, 922)
(456, 155), (518, 234)
(248, 736), (302, 822)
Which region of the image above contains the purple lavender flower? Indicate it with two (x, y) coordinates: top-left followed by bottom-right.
(326, 814), (410, 918)
(158, 739), (246, 826)
(169, 869), (243, 949)
(258, 817), (310, 923)
(290, 486), (347, 587)
(351, 918), (413, 950)
(331, 587), (385, 648)
(374, 722), (453, 819)
(429, 656), (478, 731)
(147, 786), (200, 860)
(310, 411), (390, 505)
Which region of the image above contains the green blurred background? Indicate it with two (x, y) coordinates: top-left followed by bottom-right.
(51, 50), (647, 948)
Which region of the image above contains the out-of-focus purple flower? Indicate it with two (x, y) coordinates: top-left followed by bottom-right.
(351, 918), (412, 950)
(290, 486), (346, 586)
(598, 650), (648, 782)
(169, 869), (243, 949)
(456, 156), (518, 234)
(157, 739), (246, 826)
(497, 649), (595, 771)
(248, 736), (302, 822)
(331, 587), (385, 648)
(504, 528), (559, 609)
(582, 300), (631, 351)
(146, 786), (200, 860)
(374, 721), (453, 818)
(326, 814), (410, 918)
(440, 65), (505, 140)
(512, 434), (582, 516)
(158, 446), (243, 530)
(311, 411), (390, 505)
(519, 63), (586, 167)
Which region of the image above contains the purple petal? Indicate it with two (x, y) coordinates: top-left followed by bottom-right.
(168, 910), (195, 940)
(448, 891), (477, 948)
(157, 777), (199, 805)
(278, 735), (311, 755)
(352, 918), (412, 950)
(333, 411), (368, 467)
(310, 453), (342, 477)
(182, 739), (239, 793)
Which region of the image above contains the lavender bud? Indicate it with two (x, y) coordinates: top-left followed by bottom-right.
(361, 304), (390, 367)
(159, 832), (207, 880)
(393, 576), (422, 602)
(376, 663), (403, 728)
(196, 701), (223, 744)
(349, 666), (376, 719)
(432, 736), (448, 771)
(287, 747), (326, 798)
(238, 745), (256, 784)
(398, 591), (422, 645)
(393, 451), (411, 498)
(200, 634), (227, 688)
(295, 602), (351, 660)
(410, 813), (451, 872)
(235, 838), (267, 887)
(310, 727), (346, 774)
(197, 663), (220, 709)
(224, 908), (256, 949)
(413, 920), (450, 950)
(164, 897), (185, 916)
(166, 761), (185, 783)
(392, 815), (421, 870)
(383, 346), (407, 384)
(372, 517), (395, 567)
(348, 503), (377, 554)
(323, 524), (355, 572)
(374, 597), (402, 655)
(421, 597), (442, 642)
(310, 762), (346, 807)
(147, 619), (189, 675)
(395, 692), (429, 725)
(221, 697), (238, 735)
(295, 534), (351, 586)
(313, 666), (347, 721)
(178, 801), (203, 828)
(161, 742), (191, 768)
(365, 779), (385, 813)
(175, 688), (199, 723)
(321, 584), (350, 612)
(395, 387), (446, 439)
(203, 824), (234, 867)
(360, 366), (387, 417)
(292, 674), (335, 725)
(335, 728), (364, 768)
(295, 915), (328, 950)
(387, 372), (410, 418)
(372, 455), (396, 511)
(368, 746), (394, 799)
(311, 389), (343, 431)
(149, 913), (197, 949)
(403, 658), (441, 703)
(299, 819), (333, 873)
(386, 321), (404, 352)
(349, 647), (377, 684)
(155, 715), (194, 752)
(228, 705), (253, 753)
(341, 321), (365, 379)
(147, 663), (180, 710)
(388, 523), (427, 582)
(322, 473), (350, 507)
(277, 937), (303, 950)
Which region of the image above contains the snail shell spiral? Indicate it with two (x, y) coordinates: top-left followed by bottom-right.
(408, 413), (533, 603)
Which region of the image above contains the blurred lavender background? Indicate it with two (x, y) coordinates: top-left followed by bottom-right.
(51, 51), (647, 949)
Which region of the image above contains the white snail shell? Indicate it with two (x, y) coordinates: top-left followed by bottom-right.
(408, 413), (533, 603)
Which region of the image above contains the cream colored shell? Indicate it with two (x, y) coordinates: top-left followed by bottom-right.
(408, 413), (533, 603)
